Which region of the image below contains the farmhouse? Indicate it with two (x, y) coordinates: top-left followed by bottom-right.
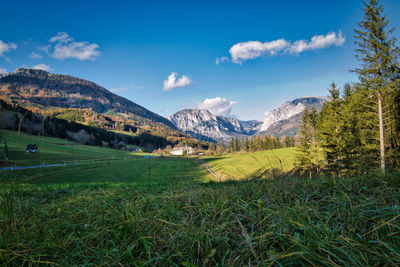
(26, 144), (38, 153)
(170, 146), (194, 156)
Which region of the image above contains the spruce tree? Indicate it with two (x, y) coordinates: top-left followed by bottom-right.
(244, 137), (249, 152)
(352, 0), (400, 173)
(319, 82), (345, 177)
(295, 108), (315, 178)
(341, 83), (362, 175)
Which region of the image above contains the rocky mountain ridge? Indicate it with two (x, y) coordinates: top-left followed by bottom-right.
(169, 96), (328, 142)
(168, 109), (261, 143)
(258, 96), (328, 136)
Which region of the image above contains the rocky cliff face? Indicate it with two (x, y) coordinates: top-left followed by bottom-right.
(259, 96), (328, 136)
(168, 109), (261, 142)
(0, 68), (175, 129)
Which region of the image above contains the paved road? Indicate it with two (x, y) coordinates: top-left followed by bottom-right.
(0, 162), (82, 171)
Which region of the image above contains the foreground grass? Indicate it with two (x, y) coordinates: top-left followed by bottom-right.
(1, 172), (399, 265)
(204, 148), (296, 180)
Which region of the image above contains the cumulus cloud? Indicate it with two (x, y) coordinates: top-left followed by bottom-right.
(0, 68), (7, 74)
(0, 40), (17, 61)
(197, 97), (237, 117)
(230, 39), (289, 64)
(32, 63), (53, 71)
(30, 52), (42, 59)
(163, 72), (193, 91)
(227, 30), (345, 64)
(215, 56), (229, 65)
(289, 31), (345, 54)
(48, 32), (100, 61)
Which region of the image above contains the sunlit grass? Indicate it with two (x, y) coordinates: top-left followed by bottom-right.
(203, 147), (296, 180)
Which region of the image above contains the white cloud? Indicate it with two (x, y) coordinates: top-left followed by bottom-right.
(32, 63), (53, 71)
(0, 68), (7, 74)
(0, 40), (17, 61)
(227, 30), (345, 64)
(30, 52), (42, 59)
(48, 32), (100, 61)
(39, 45), (51, 53)
(289, 31), (345, 54)
(230, 39), (289, 64)
(197, 97), (237, 117)
(163, 72), (193, 91)
(49, 32), (73, 43)
(215, 56), (229, 65)
(110, 84), (144, 93)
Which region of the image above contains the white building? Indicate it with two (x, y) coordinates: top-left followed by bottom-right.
(170, 146), (194, 156)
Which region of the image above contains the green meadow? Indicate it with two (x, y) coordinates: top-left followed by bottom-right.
(204, 148), (296, 180)
(1, 130), (400, 266)
(0, 129), (138, 167)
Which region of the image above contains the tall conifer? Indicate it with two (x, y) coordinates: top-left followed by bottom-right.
(352, 0), (400, 173)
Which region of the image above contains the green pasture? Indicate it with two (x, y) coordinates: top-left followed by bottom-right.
(0, 129), (144, 167)
(0, 157), (209, 185)
(1, 130), (399, 265)
(203, 147), (296, 180)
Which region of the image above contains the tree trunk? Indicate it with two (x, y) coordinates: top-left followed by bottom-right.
(378, 93), (386, 174)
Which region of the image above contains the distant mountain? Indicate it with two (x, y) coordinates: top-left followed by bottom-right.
(0, 68), (175, 129)
(240, 120), (263, 135)
(259, 96), (328, 136)
(168, 109), (261, 143)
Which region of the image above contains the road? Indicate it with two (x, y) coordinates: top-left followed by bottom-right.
(0, 162), (82, 171)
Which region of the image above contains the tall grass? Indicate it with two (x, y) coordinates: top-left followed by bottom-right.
(1, 172), (399, 265)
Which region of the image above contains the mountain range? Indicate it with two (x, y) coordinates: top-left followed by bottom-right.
(168, 96), (328, 142)
(1, 68), (329, 145)
(168, 109), (261, 143)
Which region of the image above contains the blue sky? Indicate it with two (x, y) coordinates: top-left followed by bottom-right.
(1, 0), (400, 120)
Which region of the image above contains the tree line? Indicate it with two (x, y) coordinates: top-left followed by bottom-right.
(296, 0), (400, 177)
(210, 135), (295, 154)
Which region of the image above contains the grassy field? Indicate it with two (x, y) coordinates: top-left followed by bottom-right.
(1, 130), (400, 265)
(0, 129), (143, 167)
(1, 172), (399, 265)
(203, 148), (296, 180)
(0, 157), (209, 185)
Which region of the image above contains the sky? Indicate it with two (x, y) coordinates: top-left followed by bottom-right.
(1, 0), (400, 121)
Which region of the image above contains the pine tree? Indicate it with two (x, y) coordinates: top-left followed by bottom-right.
(341, 83), (362, 175)
(234, 138), (239, 152)
(217, 141), (226, 154)
(295, 108), (315, 178)
(352, 0), (400, 173)
(319, 82), (345, 177)
(244, 137), (249, 152)
(229, 139), (234, 153)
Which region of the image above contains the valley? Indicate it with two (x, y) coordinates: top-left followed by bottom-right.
(1, 131), (399, 265)
(1, 0), (400, 265)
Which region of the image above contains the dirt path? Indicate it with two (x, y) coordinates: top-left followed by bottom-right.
(199, 159), (224, 181)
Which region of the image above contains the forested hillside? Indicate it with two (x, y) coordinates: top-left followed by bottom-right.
(295, 0), (400, 176)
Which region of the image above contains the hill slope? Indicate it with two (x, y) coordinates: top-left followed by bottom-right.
(0, 68), (175, 129)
